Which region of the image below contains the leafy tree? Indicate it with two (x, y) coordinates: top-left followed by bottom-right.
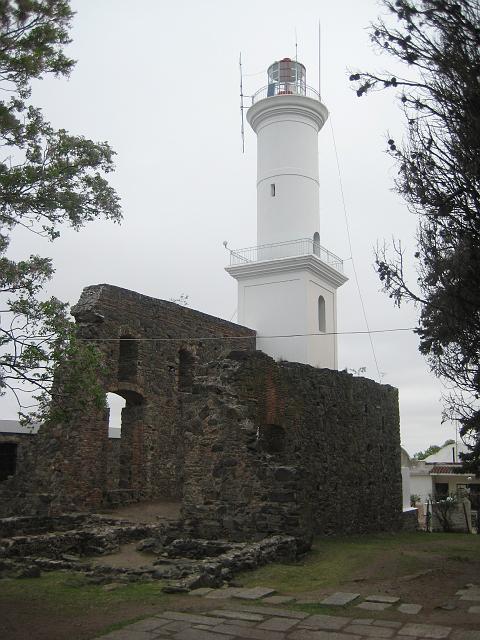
(413, 439), (455, 460)
(0, 1), (121, 423)
(350, 0), (480, 474)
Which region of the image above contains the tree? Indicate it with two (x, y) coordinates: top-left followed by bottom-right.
(350, 0), (480, 474)
(0, 1), (121, 423)
(413, 439), (455, 460)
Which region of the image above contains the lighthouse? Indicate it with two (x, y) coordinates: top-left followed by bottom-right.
(226, 57), (347, 369)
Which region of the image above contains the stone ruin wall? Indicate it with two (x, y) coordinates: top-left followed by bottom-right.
(0, 283), (403, 546)
(0, 284), (255, 516)
(181, 351), (402, 545)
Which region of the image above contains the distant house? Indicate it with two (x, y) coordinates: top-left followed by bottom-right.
(409, 441), (480, 512)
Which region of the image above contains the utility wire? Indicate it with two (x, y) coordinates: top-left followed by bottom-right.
(329, 114), (382, 382)
(16, 327), (416, 343)
(69, 327), (415, 342)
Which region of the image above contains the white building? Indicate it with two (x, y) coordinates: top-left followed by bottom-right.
(226, 58), (347, 369)
(409, 441), (480, 511)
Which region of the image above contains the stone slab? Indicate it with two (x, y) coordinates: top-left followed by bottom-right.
(298, 615), (350, 630)
(189, 587), (213, 596)
(373, 621), (403, 629)
(233, 586), (277, 600)
(351, 619), (374, 626)
(209, 609), (265, 622)
(397, 604), (423, 615)
(235, 605), (309, 619)
(365, 595), (400, 604)
(460, 594), (480, 602)
(356, 602), (392, 612)
(159, 620), (191, 633)
(257, 616), (300, 631)
(452, 631), (480, 640)
(468, 606), (480, 614)
(289, 631), (361, 640)
(97, 631), (157, 640)
(263, 595), (296, 605)
(205, 623), (285, 640)
(205, 587), (242, 599)
(123, 618), (169, 632)
(173, 628), (234, 640)
(398, 623), (452, 638)
(344, 624), (395, 638)
(159, 611), (220, 625)
(320, 592), (361, 606)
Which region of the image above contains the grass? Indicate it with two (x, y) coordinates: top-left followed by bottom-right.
(236, 531), (480, 593)
(0, 571), (171, 614)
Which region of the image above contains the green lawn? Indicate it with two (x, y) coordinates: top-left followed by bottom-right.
(0, 572), (171, 613)
(237, 531), (480, 593)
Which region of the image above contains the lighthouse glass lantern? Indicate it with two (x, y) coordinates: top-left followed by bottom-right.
(226, 57), (348, 370)
(267, 58), (306, 97)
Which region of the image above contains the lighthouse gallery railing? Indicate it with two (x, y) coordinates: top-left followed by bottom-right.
(251, 83), (320, 104)
(229, 238), (344, 273)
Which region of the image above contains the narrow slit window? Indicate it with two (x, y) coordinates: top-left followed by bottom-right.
(318, 295), (326, 333)
(270, 183), (276, 197)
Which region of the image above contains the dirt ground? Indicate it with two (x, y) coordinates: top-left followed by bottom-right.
(99, 499), (181, 523)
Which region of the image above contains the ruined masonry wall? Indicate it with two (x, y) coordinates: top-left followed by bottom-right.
(181, 351), (402, 544)
(0, 284), (255, 515)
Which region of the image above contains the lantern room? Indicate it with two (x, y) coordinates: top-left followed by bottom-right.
(267, 58), (306, 97)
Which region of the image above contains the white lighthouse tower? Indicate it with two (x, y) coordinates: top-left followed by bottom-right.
(226, 57), (347, 369)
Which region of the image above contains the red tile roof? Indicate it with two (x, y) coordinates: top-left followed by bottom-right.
(431, 465), (464, 475)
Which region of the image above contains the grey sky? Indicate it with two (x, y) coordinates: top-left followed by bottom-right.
(1, 0), (458, 455)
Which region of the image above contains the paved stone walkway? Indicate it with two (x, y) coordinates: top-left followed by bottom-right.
(99, 605), (480, 640)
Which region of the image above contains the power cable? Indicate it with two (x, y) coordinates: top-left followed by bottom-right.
(329, 114), (382, 382)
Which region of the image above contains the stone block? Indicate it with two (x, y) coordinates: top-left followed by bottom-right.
(373, 621), (402, 629)
(320, 592), (361, 606)
(356, 602), (392, 612)
(451, 632), (480, 640)
(235, 605), (309, 619)
(173, 629), (234, 640)
(209, 609), (265, 622)
(398, 623), (452, 638)
(365, 595), (400, 604)
(298, 614), (350, 630)
(189, 587), (213, 596)
(467, 606), (480, 614)
(460, 593), (480, 602)
(397, 604), (422, 615)
(233, 586), (276, 600)
(263, 595), (296, 605)
(205, 623), (285, 640)
(344, 624), (395, 638)
(205, 587), (242, 599)
(257, 616), (300, 631)
(159, 611), (220, 625)
(289, 631), (361, 640)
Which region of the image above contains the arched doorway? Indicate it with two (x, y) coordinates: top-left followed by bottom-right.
(106, 389), (145, 492)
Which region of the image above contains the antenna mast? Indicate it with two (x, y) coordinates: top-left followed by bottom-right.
(295, 27), (298, 63)
(318, 20), (322, 100)
(239, 52), (245, 153)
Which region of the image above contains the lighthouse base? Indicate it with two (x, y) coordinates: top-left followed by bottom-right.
(226, 253), (347, 369)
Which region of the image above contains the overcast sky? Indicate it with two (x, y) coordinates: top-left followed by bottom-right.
(1, 0), (459, 456)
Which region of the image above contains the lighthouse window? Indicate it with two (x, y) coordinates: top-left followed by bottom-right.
(318, 296), (326, 333)
(270, 183), (276, 197)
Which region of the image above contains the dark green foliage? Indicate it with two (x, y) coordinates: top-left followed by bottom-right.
(0, 1), (121, 423)
(351, 0), (480, 474)
(413, 439), (455, 460)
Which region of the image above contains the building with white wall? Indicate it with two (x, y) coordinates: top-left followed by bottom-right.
(226, 58), (347, 369)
